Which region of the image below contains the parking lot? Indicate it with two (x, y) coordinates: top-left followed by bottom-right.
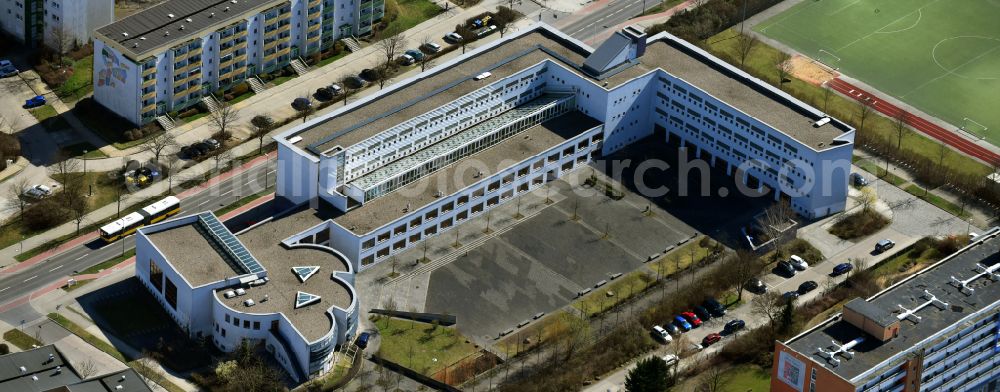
(418, 138), (777, 340)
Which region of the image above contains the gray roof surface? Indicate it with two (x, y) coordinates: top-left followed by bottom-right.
(146, 221), (242, 287)
(95, 0), (278, 60)
(64, 369), (153, 392)
(582, 31), (631, 74)
(332, 111), (601, 234)
(844, 297), (896, 328)
(222, 206), (352, 341)
(0, 346), (80, 392)
(785, 231), (1000, 383)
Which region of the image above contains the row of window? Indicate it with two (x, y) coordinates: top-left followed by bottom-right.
(223, 313), (262, 331)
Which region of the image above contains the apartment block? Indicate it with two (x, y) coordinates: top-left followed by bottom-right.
(92, 0), (383, 125)
(0, 0), (112, 50)
(772, 228), (1000, 392)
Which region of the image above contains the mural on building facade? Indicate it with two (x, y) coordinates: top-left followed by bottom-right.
(98, 47), (129, 88)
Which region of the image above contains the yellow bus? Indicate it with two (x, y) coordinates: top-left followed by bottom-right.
(99, 196), (181, 242)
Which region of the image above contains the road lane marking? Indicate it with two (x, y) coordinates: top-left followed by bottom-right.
(49, 265), (62, 272)
(0, 287), (8, 293)
(75, 253), (89, 261)
(24, 275), (37, 282)
(221, 189), (233, 196)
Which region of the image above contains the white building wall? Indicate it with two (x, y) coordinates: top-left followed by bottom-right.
(93, 40), (143, 125)
(0, 0), (26, 41)
(278, 141), (321, 205)
(44, 0), (112, 51)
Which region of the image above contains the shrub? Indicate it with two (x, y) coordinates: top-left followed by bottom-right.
(22, 199), (68, 231)
(646, 0), (783, 41)
(229, 82), (249, 96)
(124, 129), (137, 140)
(223, 94), (234, 101)
(829, 210), (890, 240)
(179, 108), (200, 118)
(0, 343), (8, 355)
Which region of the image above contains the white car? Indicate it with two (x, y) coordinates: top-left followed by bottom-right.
(474, 71), (492, 80)
(23, 184), (52, 199)
(788, 255), (808, 271)
(661, 354), (679, 366)
(652, 325), (672, 343)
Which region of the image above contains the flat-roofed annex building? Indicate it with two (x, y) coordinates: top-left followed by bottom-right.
(93, 0), (385, 125)
(135, 209), (359, 382)
(771, 227), (1000, 392)
(272, 22), (855, 271)
(0, 345), (153, 392)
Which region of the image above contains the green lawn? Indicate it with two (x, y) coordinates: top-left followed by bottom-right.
(904, 184), (971, 218)
(56, 55), (94, 103)
(375, 318), (478, 376)
(755, 0), (1000, 147)
(641, 0), (685, 16)
(48, 313), (128, 362)
(227, 91), (254, 105)
(317, 51), (348, 68)
(3, 329), (44, 350)
(854, 157), (907, 186)
(382, 0), (442, 33)
(706, 29), (994, 178)
(270, 75), (295, 86)
(29, 105), (59, 122)
(674, 364), (771, 392)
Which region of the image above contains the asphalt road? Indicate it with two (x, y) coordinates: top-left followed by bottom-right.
(559, 0), (660, 40)
(0, 159), (276, 321)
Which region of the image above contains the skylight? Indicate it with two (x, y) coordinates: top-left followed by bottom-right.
(295, 291), (321, 309)
(292, 266), (320, 283)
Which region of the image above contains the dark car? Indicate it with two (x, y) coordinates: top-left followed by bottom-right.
(798, 280), (819, 294)
(693, 305), (712, 321)
(875, 239), (895, 254)
(291, 97), (312, 111)
(701, 333), (722, 347)
(703, 298), (726, 317)
(776, 260), (796, 277)
(851, 173), (869, 187)
(833, 262), (853, 276)
(344, 76), (367, 89)
(680, 312), (702, 328)
(404, 49), (425, 61)
(723, 319), (746, 333)
(359, 68), (380, 81)
(673, 315), (692, 332)
(746, 278), (766, 294)
(315, 87), (336, 101)
(783, 291), (800, 301)
(356, 332), (370, 349)
(663, 323), (680, 335)
(193, 142), (213, 156)
(0, 60), (17, 78)
(23, 95), (46, 109)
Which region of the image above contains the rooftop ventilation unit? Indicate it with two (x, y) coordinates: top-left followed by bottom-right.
(261, 294), (269, 302)
(122, 32), (129, 37)
(209, 12), (215, 18)
(897, 290), (949, 324)
(950, 262), (1000, 295)
(185, 18), (192, 22)
(168, 13), (175, 18)
(164, 31), (170, 36)
(116, 386), (124, 390)
(223, 290), (236, 298)
(235, 288), (247, 296)
(19, 366), (26, 374)
(816, 336), (865, 367)
(120, 375), (126, 381)
(225, 6), (230, 11)
(31, 375), (38, 381)
(287, 135), (303, 144)
(244, 299), (256, 307)
(139, 37), (146, 40)
(55, 366), (61, 374)
(179, 25), (185, 30)
(48, 354), (54, 362)
(813, 117), (831, 127)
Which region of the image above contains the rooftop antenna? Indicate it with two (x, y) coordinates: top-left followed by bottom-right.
(897, 290), (949, 323)
(816, 337), (864, 367)
(950, 263), (1000, 294)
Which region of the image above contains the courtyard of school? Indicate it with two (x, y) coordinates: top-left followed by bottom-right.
(356, 136), (776, 342)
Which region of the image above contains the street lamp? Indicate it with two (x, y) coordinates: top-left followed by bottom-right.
(83, 151), (92, 197)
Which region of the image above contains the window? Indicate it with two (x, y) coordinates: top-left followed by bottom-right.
(164, 278), (177, 309)
(253, 321), (260, 330)
(243, 320), (250, 329)
(234, 317), (240, 326)
(149, 260), (163, 292)
(221, 328), (226, 337)
(225, 314), (230, 323)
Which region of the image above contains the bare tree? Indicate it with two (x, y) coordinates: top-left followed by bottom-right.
(294, 96), (316, 123)
(455, 24), (476, 54)
(50, 155), (83, 209)
(850, 257), (867, 276)
(893, 110), (910, 150)
(418, 54), (436, 72)
(730, 249), (760, 302)
(212, 150), (232, 173)
(696, 366), (728, 392)
(751, 291), (784, 333)
(495, 6), (520, 38)
(822, 83), (834, 112)
(735, 32), (758, 67)
(6, 177), (31, 219)
(856, 100), (874, 135)
(131, 354), (167, 387)
(208, 101), (240, 140)
(47, 26), (73, 59)
(340, 78), (357, 107)
(776, 52), (793, 89)
(70, 193), (87, 234)
(249, 114), (276, 154)
(76, 359), (98, 378)
(757, 200), (793, 262)
(140, 132), (177, 164)
(858, 187), (877, 212)
(375, 25), (408, 70)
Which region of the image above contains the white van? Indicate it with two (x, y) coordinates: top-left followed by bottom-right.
(652, 325), (672, 343)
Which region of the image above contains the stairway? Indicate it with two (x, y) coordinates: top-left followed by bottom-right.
(290, 58), (310, 76)
(201, 95), (220, 114)
(341, 36), (361, 52)
(247, 76), (266, 93)
(155, 115), (175, 131)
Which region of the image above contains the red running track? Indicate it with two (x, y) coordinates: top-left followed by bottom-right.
(826, 78), (1000, 167)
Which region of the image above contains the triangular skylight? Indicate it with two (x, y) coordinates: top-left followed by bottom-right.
(295, 291), (321, 309)
(292, 266), (320, 283)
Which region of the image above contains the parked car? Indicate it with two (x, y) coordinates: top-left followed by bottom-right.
(746, 278), (766, 294)
(693, 305), (713, 321)
(359, 68), (380, 82)
(329, 83), (343, 95)
(832, 262), (854, 276)
(680, 312), (702, 328)
(798, 280), (819, 294)
(179, 146), (197, 159)
(444, 32), (463, 43)
(291, 97), (312, 111)
(344, 76), (367, 89)
(662, 322), (680, 335)
(314, 87), (336, 101)
(356, 332), (370, 349)
(783, 291), (800, 301)
(788, 255), (808, 271)
(421, 42), (442, 53)
(475, 24), (498, 38)
(23, 95), (46, 109)
(22, 184), (52, 199)
(875, 239), (895, 253)
(776, 260), (796, 276)
(661, 354), (679, 367)
(193, 142), (213, 156)
(723, 319), (746, 333)
(404, 49), (425, 61)
(851, 172), (869, 187)
(673, 315), (692, 332)
(652, 325), (672, 343)
(398, 54), (415, 65)
(0, 60), (17, 78)
(204, 138), (220, 150)
(701, 333), (722, 347)
(702, 298), (726, 317)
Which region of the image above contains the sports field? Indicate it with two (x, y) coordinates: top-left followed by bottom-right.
(755, 0), (1000, 147)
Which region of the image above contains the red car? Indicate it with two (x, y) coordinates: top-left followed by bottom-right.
(681, 312), (702, 328)
(702, 333), (722, 347)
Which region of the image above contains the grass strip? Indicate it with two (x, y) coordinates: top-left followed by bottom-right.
(3, 328), (44, 350)
(47, 313), (128, 363)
